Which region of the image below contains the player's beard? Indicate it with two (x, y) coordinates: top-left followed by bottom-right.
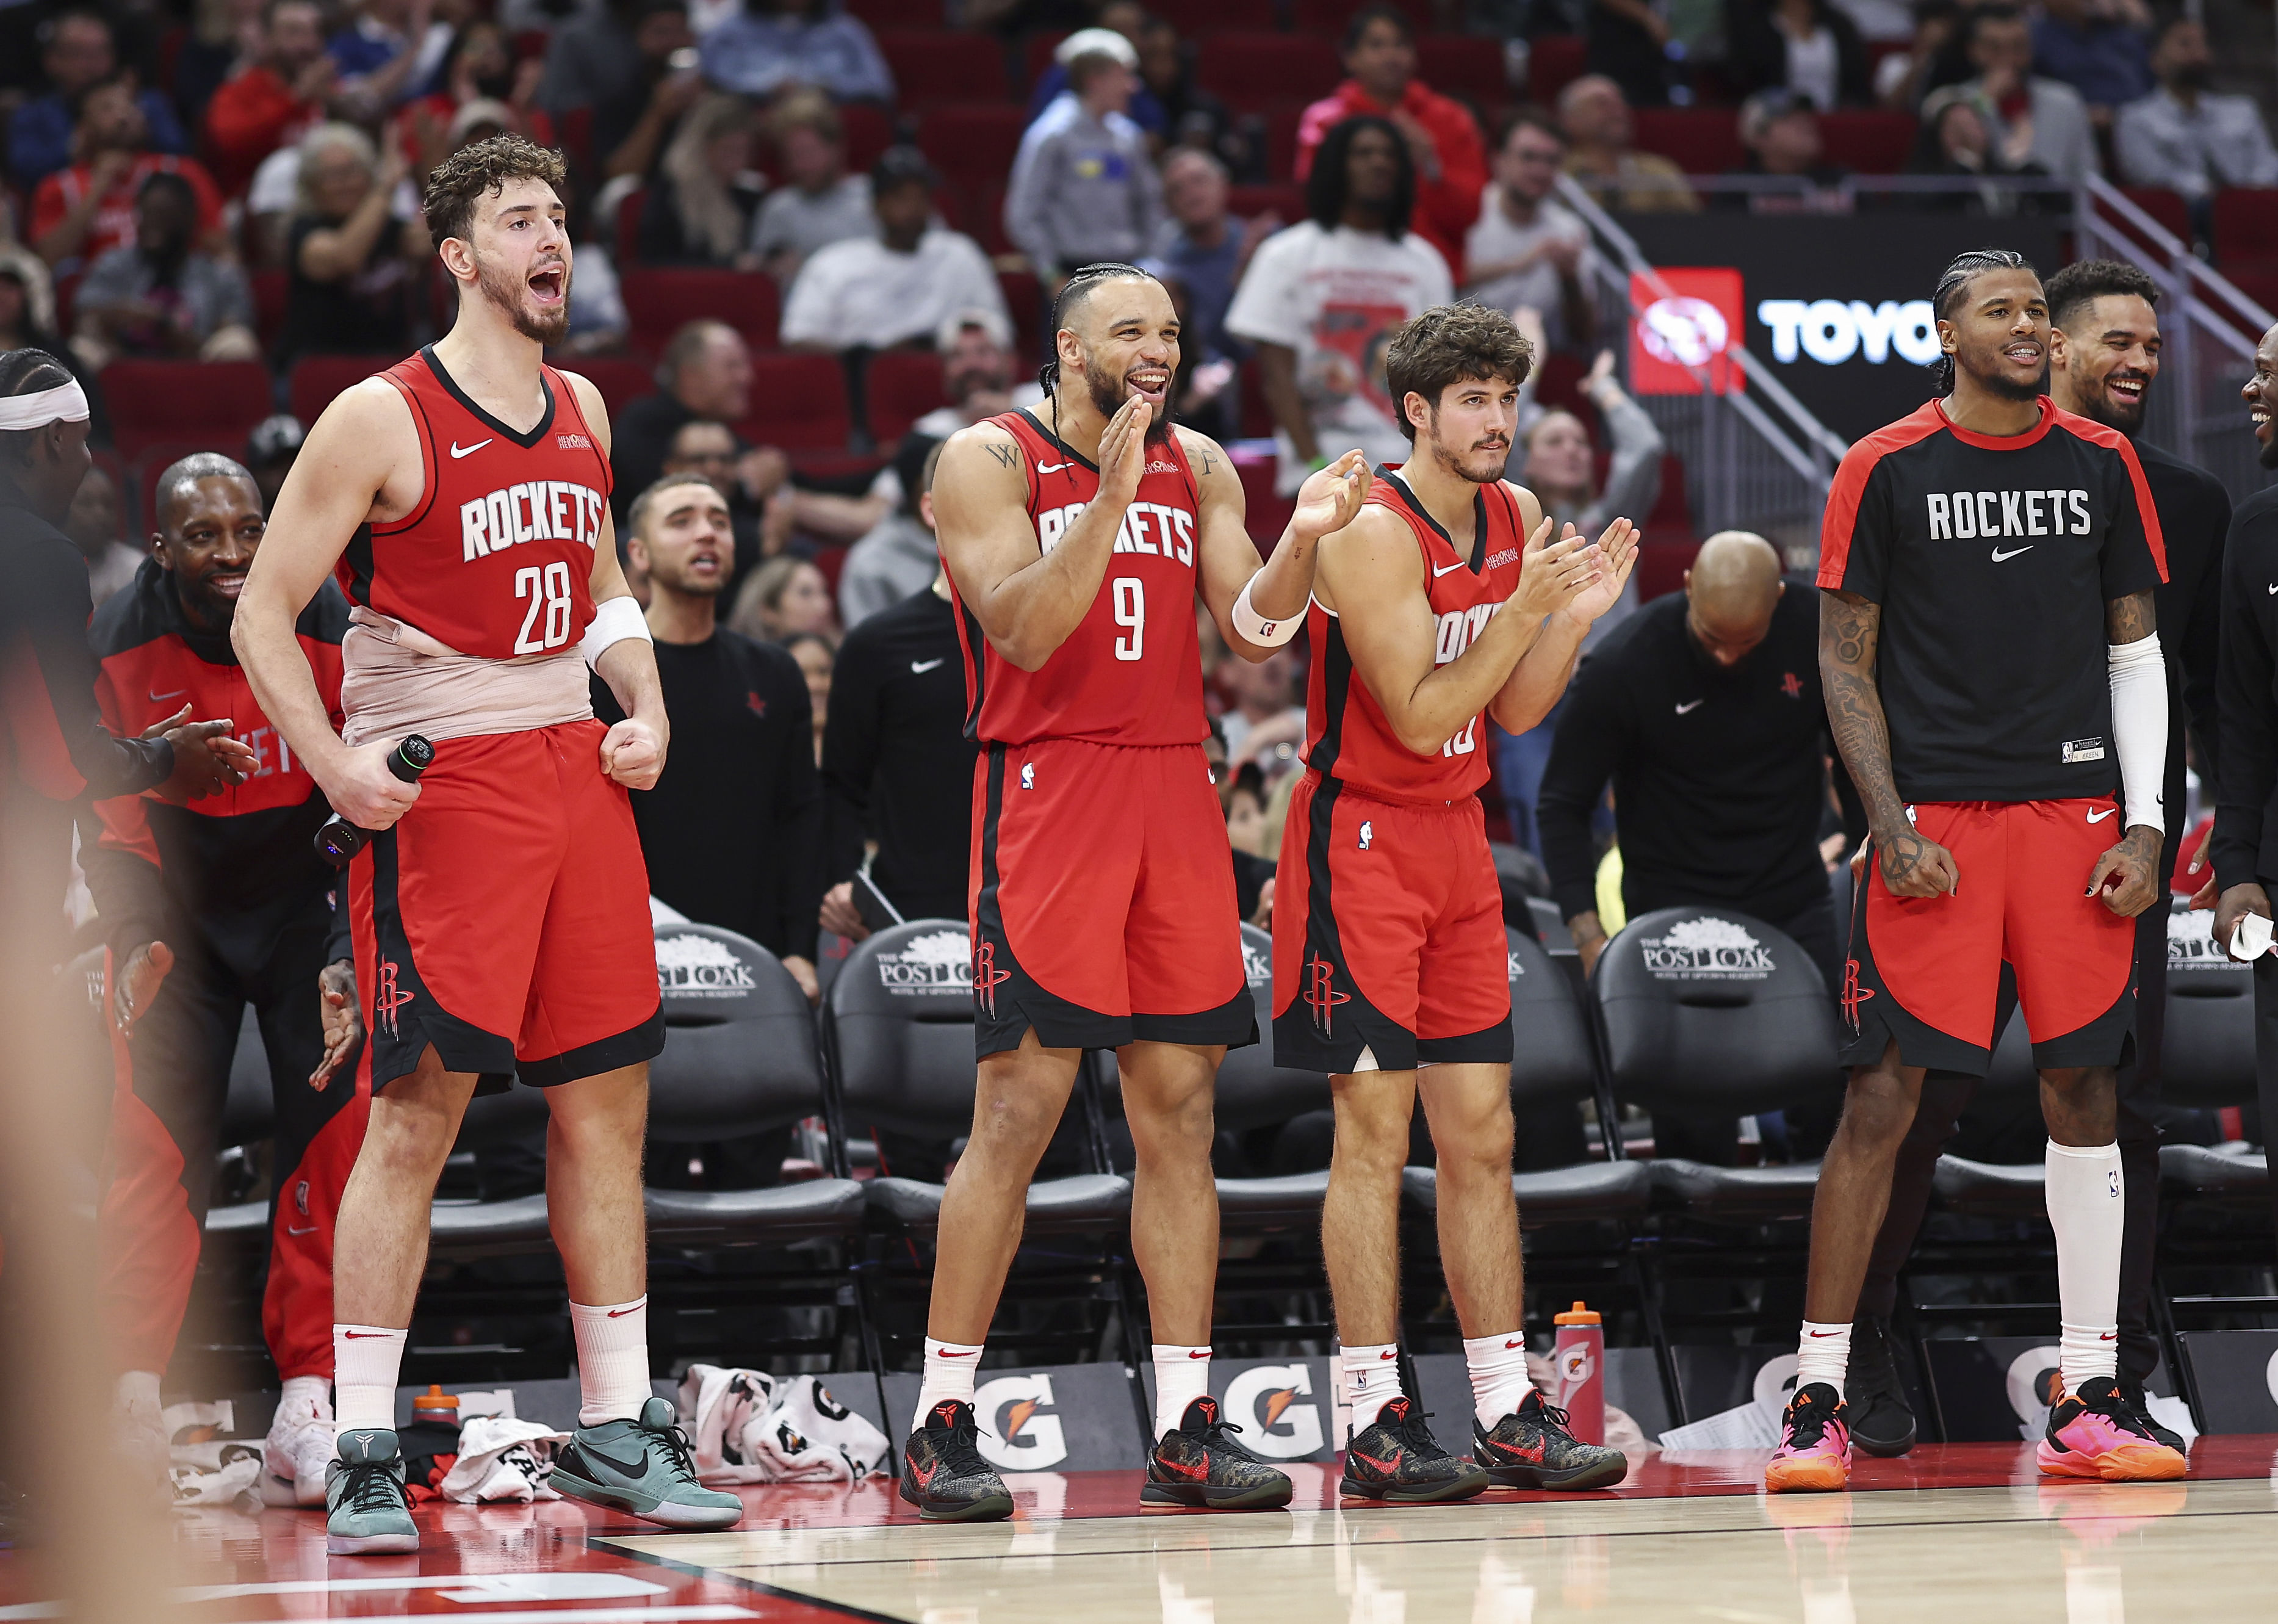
(474, 248), (572, 346)
(1427, 413), (1512, 485)
(2070, 371), (2146, 435)
(1963, 341), (2047, 403)
(1081, 349), (1176, 444)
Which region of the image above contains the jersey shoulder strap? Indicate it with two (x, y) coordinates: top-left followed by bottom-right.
(372, 355), (438, 537)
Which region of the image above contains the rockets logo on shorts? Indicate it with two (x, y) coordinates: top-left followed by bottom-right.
(374, 957), (415, 1038)
(1303, 951), (1350, 1038)
(971, 941), (1012, 1016)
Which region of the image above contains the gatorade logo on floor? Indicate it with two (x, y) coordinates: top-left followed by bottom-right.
(1222, 1363), (1323, 1460)
(974, 1374), (1067, 1470)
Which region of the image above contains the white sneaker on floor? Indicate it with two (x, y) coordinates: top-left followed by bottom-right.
(263, 1396), (337, 1507)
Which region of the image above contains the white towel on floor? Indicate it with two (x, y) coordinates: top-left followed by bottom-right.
(676, 1365), (891, 1484)
(440, 1416), (569, 1503)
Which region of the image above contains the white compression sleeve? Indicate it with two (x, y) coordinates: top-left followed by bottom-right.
(1230, 575), (1301, 647)
(2107, 633), (2166, 832)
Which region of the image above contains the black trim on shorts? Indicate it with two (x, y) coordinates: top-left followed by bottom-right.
(366, 824), (519, 1094)
(1134, 985), (1256, 1049)
(518, 1002), (667, 1088)
(1418, 1020), (1515, 1066)
(1271, 771), (1419, 1073)
(2029, 990), (2136, 1071)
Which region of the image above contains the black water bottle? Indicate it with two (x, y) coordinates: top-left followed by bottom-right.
(315, 734), (434, 867)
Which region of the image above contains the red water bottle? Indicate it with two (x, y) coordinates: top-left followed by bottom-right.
(1552, 1301), (1605, 1444)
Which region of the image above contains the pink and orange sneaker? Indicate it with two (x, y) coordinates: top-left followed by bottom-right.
(2037, 1377), (2188, 1482)
(1765, 1382), (1850, 1493)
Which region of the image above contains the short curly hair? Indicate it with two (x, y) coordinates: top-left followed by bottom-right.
(422, 132), (566, 250)
(1383, 303), (1534, 444)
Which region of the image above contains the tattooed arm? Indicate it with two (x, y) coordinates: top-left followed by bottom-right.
(2085, 588), (2164, 918)
(1821, 587), (1959, 898)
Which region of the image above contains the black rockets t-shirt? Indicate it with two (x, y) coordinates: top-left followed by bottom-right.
(1817, 395), (2166, 804)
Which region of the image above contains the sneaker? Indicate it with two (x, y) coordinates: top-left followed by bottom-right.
(1764, 1382), (1850, 1493)
(1846, 1314), (1917, 1458)
(552, 1396), (744, 1530)
(1471, 1389), (1627, 1490)
(1143, 1396), (1294, 1510)
(325, 1429), (419, 1555)
(2037, 1376), (2188, 1482)
(262, 1394), (336, 1508)
(1339, 1396), (1488, 1504)
(2118, 1379), (2188, 1454)
(899, 1399), (1014, 1522)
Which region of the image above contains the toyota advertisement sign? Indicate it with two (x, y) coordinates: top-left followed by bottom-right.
(1615, 215), (2064, 443)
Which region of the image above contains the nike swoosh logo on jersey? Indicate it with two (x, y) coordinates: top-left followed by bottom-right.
(450, 438), (494, 459)
(1432, 560), (1466, 577)
(286, 1223), (319, 1236)
(911, 658), (945, 673)
(1675, 699), (1704, 714)
(2268, 583), (2278, 594)
(1036, 461), (1072, 474)
(150, 688), (188, 702)
(2086, 807), (2117, 822)
(1990, 544), (2033, 562)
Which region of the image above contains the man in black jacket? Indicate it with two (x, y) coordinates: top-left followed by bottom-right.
(82, 452), (364, 1506)
(1854, 259), (2229, 1457)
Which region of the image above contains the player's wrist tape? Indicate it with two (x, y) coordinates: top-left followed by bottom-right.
(581, 594), (652, 669)
(2107, 632), (2166, 832)
(1231, 576), (1300, 647)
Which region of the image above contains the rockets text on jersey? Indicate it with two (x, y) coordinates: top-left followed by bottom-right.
(951, 407), (1209, 748)
(337, 345), (613, 661)
(1303, 469), (1529, 802)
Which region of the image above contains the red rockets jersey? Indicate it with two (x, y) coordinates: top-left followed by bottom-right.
(338, 345), (612, 660)
(951, 408), (1208, 748)
(1303, 469), (1529, 803)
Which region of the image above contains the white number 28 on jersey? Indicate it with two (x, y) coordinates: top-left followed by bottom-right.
(514, 560), (575, 654)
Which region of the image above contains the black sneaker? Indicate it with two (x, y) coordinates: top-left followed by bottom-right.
(1339, 1396), (1488, 1504)
(1143, 1395), (1294, 1510)
(1471, 1389), (1627, 1490)
(899, 1399), (1014, 1522)
(2118, 1379), (2188, 1454)
(1846, 1313), (1917, 1458)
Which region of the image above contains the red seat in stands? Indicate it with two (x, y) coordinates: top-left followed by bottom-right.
(1631, 107), (1744, 176)
(868, 349), (950, 444)
(1263, 103), (1308, 184)
(1195, 34), (1341, 115)
(558, 355), (655, 420)
(104, 360), (273, 465)
(1816, 110), (1916, 175)
(857, 0), (953, 27)
(2118, 186), (2191, 248)
(1527, 34), (1586, 104)
(1155, 0), (1274, 29)
(876, 30), (1009, 107)
(1290, 0), (1431, 36)
(1022, 32), (1069, 93)
(919, 105), (1031, 194)
(1227, 184), (1304, 226)
(287, 355), (389, 428)
(838, 103), (895, 174)
(619, 267), (779, 357)
(736, 352), (851, 452)
(2213, 187), (2278, 267)
(1417, 38), (1513, 112)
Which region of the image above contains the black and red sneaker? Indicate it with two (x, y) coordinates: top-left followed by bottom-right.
(1472, 1390), (1628, 1490)
(1339, 1396), (1488, 1504)
(898, 1400), (1013, 1522)
(1143, 1396), (1294, 1510)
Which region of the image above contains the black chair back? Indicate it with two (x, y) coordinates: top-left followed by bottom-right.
(824, 918), (985, 1139)
(1211, 923), (1330, 1132)
(2162, 898), (2257, 1107)
(1593, 906), (1839, 1113)
(1508, 925), (1598, 1110)
(647, 922), (826, 1141)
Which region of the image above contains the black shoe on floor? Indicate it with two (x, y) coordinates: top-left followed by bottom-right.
(1143, 1396), (1294, 1510)
(1471, 1389), (1628, 1490)
(2118, 1380), (2188, 1454)
(898, 1400), (1014, 1523)
(1339, 1396), (1488, 1504)
(1847, 1313), (1917, 1458)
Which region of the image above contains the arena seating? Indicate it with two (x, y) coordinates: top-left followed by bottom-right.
(619, 267), (779, 358)
(105, 359), (273, 466)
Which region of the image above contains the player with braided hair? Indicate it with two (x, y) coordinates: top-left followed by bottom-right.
(896, 261), (1372, 1521)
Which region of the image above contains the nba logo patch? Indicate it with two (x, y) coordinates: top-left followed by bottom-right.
(1358, 820), (1373, 851)
(1020, 762), (1035, 790)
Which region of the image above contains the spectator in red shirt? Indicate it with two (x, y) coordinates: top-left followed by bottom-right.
(1292, 4), (1486, 274)
(202, 0), (337, 198)
(31, 79), (228, 270)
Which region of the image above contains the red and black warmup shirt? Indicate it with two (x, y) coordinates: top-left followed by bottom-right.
(1817, 396), (2166, 805)
(82, 558), (351, 970)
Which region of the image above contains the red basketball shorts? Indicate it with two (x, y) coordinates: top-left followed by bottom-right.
(969, 738), (1253, 1057)
(1840, 798), (2138, 1074)
(350, 719), (664, 1094)
(1271, 772), (1513, 1073)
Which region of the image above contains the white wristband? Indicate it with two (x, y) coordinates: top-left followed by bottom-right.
(2107, 632), (2166, 833)
(1231, 575), (1300, 647)
(582, 594), (652, 669)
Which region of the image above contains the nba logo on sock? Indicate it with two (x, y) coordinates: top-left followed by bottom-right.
(1020, 762), (1035, 790)
(2108, 1171), (2121, 1198)
(1358, 820), (1373, 851)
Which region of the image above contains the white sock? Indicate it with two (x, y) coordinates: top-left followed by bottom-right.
(1462, 1330), (1531, 1426)
(570, 1297), (652, 1427)
(1342, 1343), (1404, 1435)
(2046, 1139), (2124, 1393)
(1153, 1345), (1211, 1438)
(332, 1325), (406, 1438)
(278, 1374), (332, 1423)
(1795, 1321), (1851, 1399)
(115, 1370), (160, 1416)
(912, 1337), (985, 1431)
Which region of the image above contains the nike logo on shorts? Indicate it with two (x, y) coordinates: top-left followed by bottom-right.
(911, 658), (945, 673)
(1990, 544), (2033, 562)
(1432, 560), (1466, 577)
(450, 438), (493, 459)
(1675, 699), (1704, 714)
(2086, 807), (2117, 823)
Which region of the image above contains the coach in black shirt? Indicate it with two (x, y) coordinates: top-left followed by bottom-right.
(820, 441), (975, 933)
(1540, 529), (1839, 986)
(596, 472), (824, 997)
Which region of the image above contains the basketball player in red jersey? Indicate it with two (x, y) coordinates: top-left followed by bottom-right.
(231, 135), (740, 1553)
(1275, 305), (1637, 1502)
(899, 262), (1373, 1521)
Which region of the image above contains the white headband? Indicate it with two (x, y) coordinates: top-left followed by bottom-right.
(0, 379), (90, 432)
